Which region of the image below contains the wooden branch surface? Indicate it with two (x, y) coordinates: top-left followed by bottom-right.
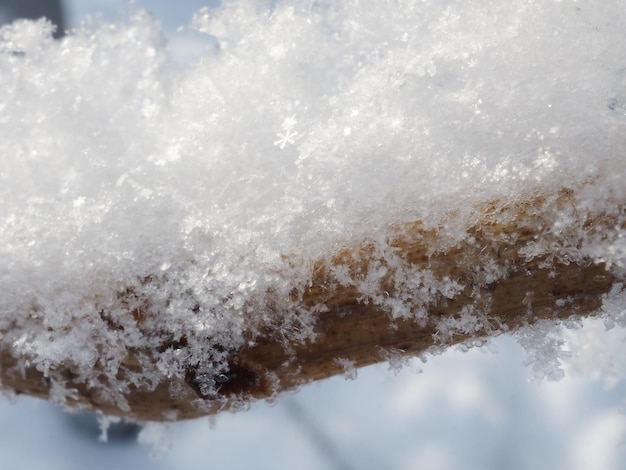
(1, 189), (621, 421)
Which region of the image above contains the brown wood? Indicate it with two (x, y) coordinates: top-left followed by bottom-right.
(0, 188), (621, 421)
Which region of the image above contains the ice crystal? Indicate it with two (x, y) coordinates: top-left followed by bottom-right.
(274, 115), (299, 149)
(1, 0), (626, 417)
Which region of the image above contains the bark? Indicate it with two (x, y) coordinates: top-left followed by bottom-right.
(1, 188), (621, 421)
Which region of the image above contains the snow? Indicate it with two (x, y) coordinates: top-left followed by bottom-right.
(3, 336), (626, 470)
(2, 0), (626, 446)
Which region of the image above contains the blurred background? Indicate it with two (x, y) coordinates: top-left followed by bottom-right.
(1, 1), (626, 469)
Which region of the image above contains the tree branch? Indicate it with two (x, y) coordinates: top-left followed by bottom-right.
(1, 188), (621, 421)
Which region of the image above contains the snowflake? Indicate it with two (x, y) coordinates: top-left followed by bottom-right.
(274, 115), (299, 149)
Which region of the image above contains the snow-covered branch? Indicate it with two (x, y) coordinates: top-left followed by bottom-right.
(2, 187), (622, 421)
(2, 1), (626, 421)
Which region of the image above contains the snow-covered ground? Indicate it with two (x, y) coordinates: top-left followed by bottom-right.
(1, 1), (626, 468)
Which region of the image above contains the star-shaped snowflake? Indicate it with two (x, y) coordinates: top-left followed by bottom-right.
(274, 115), (299, 149)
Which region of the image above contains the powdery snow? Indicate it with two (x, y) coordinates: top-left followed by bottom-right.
(1, 0), (626, 417)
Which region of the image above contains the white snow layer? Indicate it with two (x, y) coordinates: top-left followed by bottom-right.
(1, 0), (626, 413)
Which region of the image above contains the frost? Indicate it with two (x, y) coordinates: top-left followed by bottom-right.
(1, 0), (626, 422)
(562, 319), (624, 389)
(97, 415), (122, 443)
(516, 321), (570, 382)
(601, 284), (626, 329)
(379, 347), (413, 375)
(334, 358), (357, 380)
(138, 422), (172, 458)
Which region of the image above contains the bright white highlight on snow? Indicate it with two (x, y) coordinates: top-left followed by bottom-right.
(1, 0), (626, 414)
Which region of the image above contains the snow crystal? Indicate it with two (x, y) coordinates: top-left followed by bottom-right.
(138, 422), (172, 459)
(379, 347), (413, 375)
(97, 414), (123, 443)
(516, 321), (570, 382)
(334, 358), (357, 380)
(1, 0), (626, 419)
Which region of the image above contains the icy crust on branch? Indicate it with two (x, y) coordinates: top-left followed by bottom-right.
(1, 0), (626, 414)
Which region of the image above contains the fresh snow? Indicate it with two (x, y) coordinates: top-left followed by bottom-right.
(1, 0), (626, 418)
